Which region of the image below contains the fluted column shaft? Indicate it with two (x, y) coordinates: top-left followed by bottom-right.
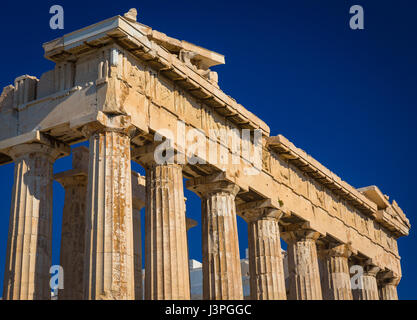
(131, 171), (145, 300)
(188, 180), (243, 300)
(248, 216), (286, 300)
(133, 207), (143, 300)
(283, 229), (322, 300)
(145, 163), (190, 300)
(379, 277), (399, 300)
(3, 143), (65, 300)
(56, 173), (87, 300)
(352, 264), (380, 300)
(319, 244), (353, 300)
(83, 117), (135, 300)
(54, 147), (89, 300)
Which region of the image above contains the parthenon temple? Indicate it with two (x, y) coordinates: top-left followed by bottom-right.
(0, 9), (410, 300)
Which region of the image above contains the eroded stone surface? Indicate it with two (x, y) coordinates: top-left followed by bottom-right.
(283, 229), (322, 300)
(83, 116), (135, 300)
(188, 178), (243, 300)
(352, 263), (380, 300)
(144, 163), (190, 300)
(0, 9), (411, 300)
(318, 244), (353, 300)
(55, 173), (87, 300)
(3, 143), (65, 300)
(247, 216), (287, 300)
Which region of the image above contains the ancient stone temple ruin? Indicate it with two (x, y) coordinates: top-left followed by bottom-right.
(0, 9), (410, 300)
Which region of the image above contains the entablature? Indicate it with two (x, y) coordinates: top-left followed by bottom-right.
(267, 134), (410, 238)
(41, 13), (268, 136)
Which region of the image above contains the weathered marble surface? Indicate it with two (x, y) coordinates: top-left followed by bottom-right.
(83, 115), (135, 300)
(283, 229), (322, 300)
(188, 178), (243, 300)
(3, 142), (68, 300)
(318, 244), (353, 300)
(247, 216), (287, 300)
(144, 163), (190, 300)
(0, 8), (410, 300)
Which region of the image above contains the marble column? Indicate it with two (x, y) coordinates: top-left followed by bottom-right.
(318, 243), (353, 300)
(240, 203), (286, 300)
(132, 207), (143, 300)
(282, 228), (322, 300)
(187, 178), (243, 300)
(378, 276), (400, 300)
(352, 262), (380, 300)
(54, 147), (89, 300)
(3, 141), (68, 300)
(83, 115), (135, 300)
(131, 171), (145, 300)
(144, 163), (190, 300)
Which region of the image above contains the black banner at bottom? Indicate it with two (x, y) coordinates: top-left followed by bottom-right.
(0, 300), (413, 318)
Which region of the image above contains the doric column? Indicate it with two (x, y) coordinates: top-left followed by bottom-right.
(131, 171), (145, 300)
(282, 227), (322, 300)
(54, 146), (89, 300)
(238, 201), (286, 300)
(132, 207), (143, 300)
(378, 276), (400, 300)
(318, 243), (353, 300)
(352, 261), (380, 300)
(144, 162), (190, 300)
(82, 114), (135, 300)
(187, 177), (243, 300)
(3, 140), (69, 300)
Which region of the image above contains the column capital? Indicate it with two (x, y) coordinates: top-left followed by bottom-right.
(380, 276), (401, 287)
(237, 199), (284, 223)
(186, 173), (240, 198)
(281, 223), (322, 243)
(54, 147), (89, 187)
(54, 170), (88, 188)
(317, 243), (354, 259)
(352, 258), (381, 277)
(5, 135), (70, 161)
(362, 261), (381, 277)
(377, 270), (401, 286)
(132, 142), (186, 169)
(80, 113), (135, 138)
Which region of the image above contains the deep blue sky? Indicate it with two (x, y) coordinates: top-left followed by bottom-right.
(0, 0), (416, 299)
